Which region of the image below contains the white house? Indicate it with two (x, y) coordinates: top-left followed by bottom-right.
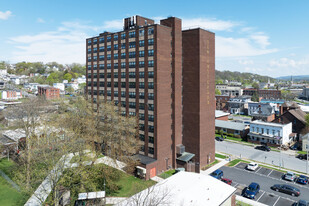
(53, 83), (65, 92)
(1, 90), (22, 100)
(65, 82), (79, 90)
(248, 120), (293, 145)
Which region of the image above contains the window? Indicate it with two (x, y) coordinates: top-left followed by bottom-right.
(121, 62), (126, 68)
(129, 112), (136, 116)
(272, 130), (275, 135)
(139, 82), (145, 88)
(139, 30), (144, 36)
(93, 56), (97, 61)
(129, 62), (136, 68)
(87, 48), (91, 53)
(99, 73), (104, 78)
(99, 46), (104, 52)
(129, 92), (136, 98)
(149, 147), (154, 154)
(99, 55), (104, 61)
(148, 125), (154, 133)
(121, 72), (126, 78)
(93, 64), (97, 70)
(129, 72), (136, 78)
(87, 39), (92, 44)
(114, 34), (118, 41)
(107, 73), (111, 78)
(139, 124), (145, 130)
(99, 89), (104, 95)
(114, 72), (118, 78)
(139, 61), (145, 68)
(114, 53), (118, 59)
(114, 91), (118, 97)
(139, 103), (145, 110)
(107, 36), (111, 42)
(93, 38), (97, 44)
(148, 28), (154, 35)
(99, 37), (104, 43)
(107, 45), (111, 51)
(139, 50), (145, 57)
(148, 60), (154, 67)
(121, 91), (126, 97)
(148, 71), (154, 78)
(114, 63), (118, 69)
(114, 82), (118, 87)
(107, 64), (111, 69)
(129, 51), (136, 58)
(93, 47), (97, 53)
(139, 92), (145, 99)
(149, 115), (154, 122)
(148, 39), (154, 45)
(139, 114), (145, 121)
(129, 31), (136, 38)
(107, 90), (111, 96)
(148, 93), (154, 100)
(129, 102), (136, 108)
(148, 50), (154, 56)
(139, 72), (145, 78)
(148, 104), (154, 111)
(129, 42), (136, 48)
(121, 43), (126, 49)
(266, 129), (269, 135)
(99, 64), (104, 70)
(121, 53), (126, 59)
(121, 82), (126, 88)
(87, 65), (91, 70)
(129, 82), (136, 88)
(114, 44), (118, 50)
(139, 40), (144, 47)
(121, 33), (126, 39)
(149, 137), (154, 144)
(148, 82), (154, 89)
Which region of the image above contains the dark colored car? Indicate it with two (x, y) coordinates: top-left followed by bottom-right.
(290, 143), (300, 150)
(221, 178), (232, 185)
(271, 184), (300, 196)
(215, 136), (224, 141)
(293, 200), (309, 206)
(297, 154), (308, 160)
(210, 169), (223, 179)
(296, 175), (308, 185)
(255, 145), (271, 152)
(243, 182), (260, 199)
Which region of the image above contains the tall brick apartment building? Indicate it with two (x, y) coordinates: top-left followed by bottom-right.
(37, 85), (60, 100)
(86, 16), (215, 179)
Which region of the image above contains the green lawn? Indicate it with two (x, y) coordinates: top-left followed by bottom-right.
(111, 173), (156, 197)
(201, 159), (219, 171)
(70, 155), (94, 163)
(215, 153), (228, 159)
(298, 151), (307, 155)
(158, 169), (175, 179)
(0, 176), (24, 206)
(227, 159), (250, 167)
(0, 159), (15, 179)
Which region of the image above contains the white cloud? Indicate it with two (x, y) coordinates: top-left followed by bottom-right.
(37, 18), (45, 23)
(182, 17), (238, 31)
(0, 10), (12, 20)
(101, 19), (123, 31)
(238, 59), (254, 65)
(250, 33), (270, 49)
(216, 36), (277, 57)
(269, 57), (309, 68)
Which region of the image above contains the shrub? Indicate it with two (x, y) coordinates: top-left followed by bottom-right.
(234, 134), (241, 138)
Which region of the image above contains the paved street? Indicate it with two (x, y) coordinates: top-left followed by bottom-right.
(216, 140), (309, 174)
(219, 163), (309, 205)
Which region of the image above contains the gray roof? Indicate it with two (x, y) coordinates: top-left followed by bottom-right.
(134, 154), (157, 165)
(215, 110), (230, 118)
(215, 120), (248, 131)
(176, 152), (195, 162)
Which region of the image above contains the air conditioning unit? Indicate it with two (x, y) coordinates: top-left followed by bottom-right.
(176, 144), (185, 155)
(136, 166), (146, 178)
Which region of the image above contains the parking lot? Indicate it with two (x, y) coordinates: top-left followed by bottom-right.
(219, 162), (309, 206)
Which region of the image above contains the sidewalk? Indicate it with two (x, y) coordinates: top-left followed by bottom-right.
(200, 158), (229, 175)
(105, 197), (127, 204)
(150, 176), (164, 182)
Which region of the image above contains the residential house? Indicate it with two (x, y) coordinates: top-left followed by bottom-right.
(301, 87), (309, 100)
(272, 108), (307, 135)
(228, 95), (251, 115)
(216, 84), (242, 96)
(1, 90), (22, 100)
(248, 102), (276, 122)
(215, 120), (249, 138)
(260, 99), (285, 115)
(116, 171), (237, 206)
(53, 83), (65, 92)
(37, 85), (60, 99)
(258, 89), (281, 100)
(215, 95), (230, 111)
(0, 129), (26, 153)
(248, 120), (293, 146)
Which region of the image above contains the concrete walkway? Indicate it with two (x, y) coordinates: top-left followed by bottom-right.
(150, 175), (164, 182)
(0, 169), (20, 191)
(200, 158), (229, 175)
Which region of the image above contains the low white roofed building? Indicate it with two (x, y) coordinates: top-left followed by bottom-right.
(116, 171), (236, 206)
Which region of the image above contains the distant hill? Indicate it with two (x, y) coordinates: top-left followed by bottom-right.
(276, 75), (309, 82)
(215, 70), (275, 83)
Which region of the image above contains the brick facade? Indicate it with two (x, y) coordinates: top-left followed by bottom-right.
(37, 86), (60, 99)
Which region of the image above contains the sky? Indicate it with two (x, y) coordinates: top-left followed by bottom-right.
(0, 0), (308, 78)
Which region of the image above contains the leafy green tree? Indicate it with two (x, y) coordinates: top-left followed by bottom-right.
(63, 73), (73, 82)
(215, 88), (221, 95)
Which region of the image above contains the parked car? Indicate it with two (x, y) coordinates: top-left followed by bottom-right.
(243, 182), (260, 199)
(215, 136), (224, 141)
(255, 145), (271, 152)
(271, 184), (300, 196)
(221, 178), (232, 185)
(297, 154), (308, 160)
(290, 143), (300, 150)
(296, 175), (308, 185)
(210, 169), (223, 179)
(284, 171), (297, 181)
(293, 200), (309, 206)
(247, 162), (259, 171)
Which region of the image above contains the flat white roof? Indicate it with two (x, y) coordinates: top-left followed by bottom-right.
(116, 171), (236, 206)
(251, 120), (287, 128)
(215, 110), (230, 118)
